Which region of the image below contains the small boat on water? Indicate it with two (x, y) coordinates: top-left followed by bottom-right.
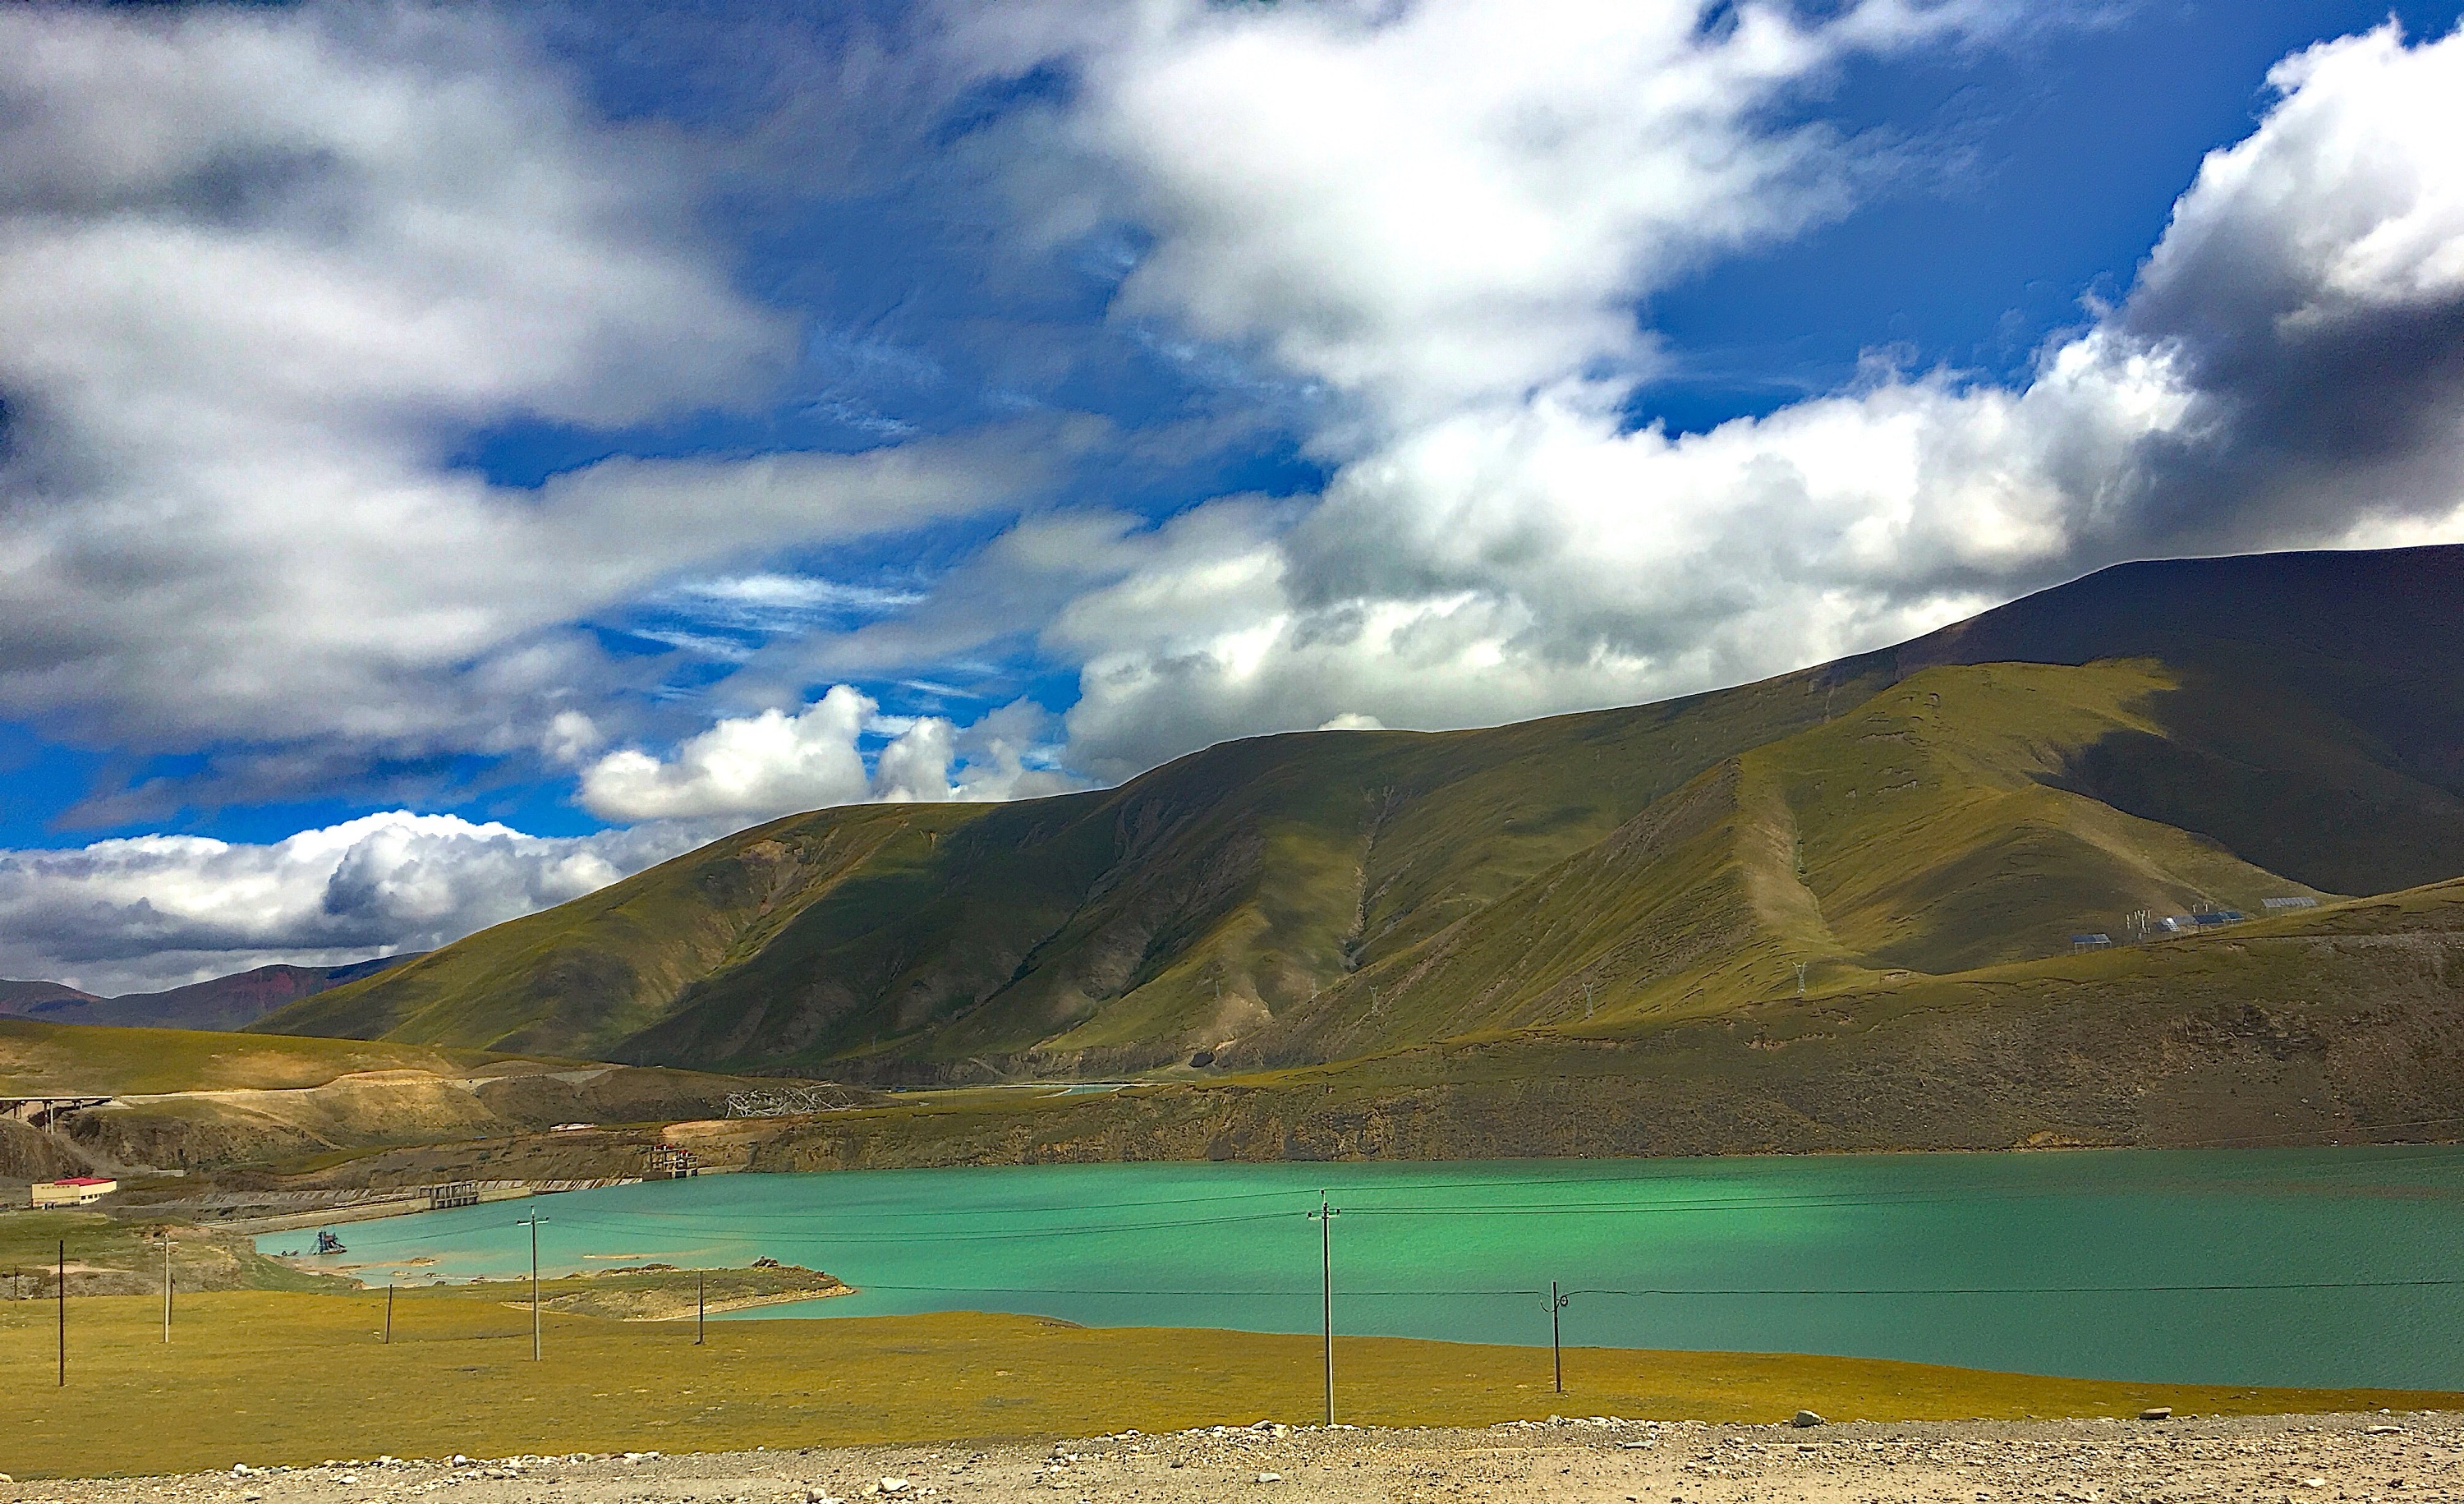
(313, 1228), (347, 1256)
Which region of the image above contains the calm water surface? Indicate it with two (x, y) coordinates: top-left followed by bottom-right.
(266, 1148), (2464, 1389)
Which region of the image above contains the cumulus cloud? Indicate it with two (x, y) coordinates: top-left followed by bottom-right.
(0, 2), (1027, 785)
(0, 812), (707, 995)
(577, 685), (1079, 822)
(978, 0), (2009, 425)
(1016, 12), (2464, 776)
(580, 686), (877, 821)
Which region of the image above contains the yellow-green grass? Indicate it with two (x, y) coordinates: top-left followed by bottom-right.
(0, 1212), (340, 1295)
(0, 1016), (509, 1097)
(2, 1290), (2457, 1479)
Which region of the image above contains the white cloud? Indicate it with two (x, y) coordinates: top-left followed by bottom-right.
(0, 812), (706, 995)
(984, 0), (2011, 427)
(540, 710), (605, 768)
(1020, 14), (2464, 776)
(580, 685), (877, 821)
(871, 716), (958, 803)
(0, 2), (1027, 784)
(579, 684), (1084, 821)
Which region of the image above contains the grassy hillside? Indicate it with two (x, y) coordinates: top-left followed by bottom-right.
(1238, 658), (2329, 1065)
(260, 803), (958, 1054)
(0, 1016), (839, 1175)
(735, 873), (2464, 1169)
(269, 660), (1890, 1069)
(0, 1016), (492, 1096)
(255, 545), (2464, 1092)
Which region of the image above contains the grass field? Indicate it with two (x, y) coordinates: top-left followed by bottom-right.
(1, 1289), (2458, 1479)
(0, 1017), (500, 1096)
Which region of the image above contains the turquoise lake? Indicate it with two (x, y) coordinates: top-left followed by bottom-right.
(264, 1148), (2464, 1390)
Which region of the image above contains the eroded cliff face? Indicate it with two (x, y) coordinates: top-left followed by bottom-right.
(0, 1115), (96, 1180)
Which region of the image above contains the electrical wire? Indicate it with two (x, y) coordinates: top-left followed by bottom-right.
(680, 1276), (2464, 1298)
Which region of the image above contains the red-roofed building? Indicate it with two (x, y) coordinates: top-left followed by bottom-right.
(30, 1175), (117, 1207)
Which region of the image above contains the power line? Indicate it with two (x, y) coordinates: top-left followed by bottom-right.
(763, 1276), (2464, 1298)
(1564, 1276), (2464, 1297)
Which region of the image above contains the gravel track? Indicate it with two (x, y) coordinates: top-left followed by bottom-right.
(7, 1411), (2459, 1503)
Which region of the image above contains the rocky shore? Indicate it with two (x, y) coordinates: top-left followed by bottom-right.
(6, 1410), (2455, 1502)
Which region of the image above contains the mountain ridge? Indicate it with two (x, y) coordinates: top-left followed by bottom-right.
(0, 954), (421, 1032)
(257, 544), (2464, 1091)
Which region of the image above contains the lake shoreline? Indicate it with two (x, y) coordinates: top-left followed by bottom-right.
(255, 1146), (2464, 1391)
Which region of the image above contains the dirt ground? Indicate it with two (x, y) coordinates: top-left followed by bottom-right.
(7, 1411), (2456, 1504)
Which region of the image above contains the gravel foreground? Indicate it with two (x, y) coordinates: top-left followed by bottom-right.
(7, 1411), (2459, 1504)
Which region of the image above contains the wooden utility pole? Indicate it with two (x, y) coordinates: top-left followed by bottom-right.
(518, 1213), (549, 1361)
(384, 1283), (393, 1345)
(1310, 1193), (1340, 1425)
(162, 1233), (172, 1343)
(56, 1238), (66, 1387)
(1551, 1281), (1570, 1394)
(696, 1271), (706, 1345)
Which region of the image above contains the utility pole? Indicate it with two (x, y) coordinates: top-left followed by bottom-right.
(1309, 1193), (1340, 1426)
(384, 1283), (393, 1345)
(518, 1213), (549, 1361)
(1550, 1282), (1570, 1394)
(162, 1232), (172, 1343)
(57, 1238), (66, 1387)
(696, 1271), (706, 1345)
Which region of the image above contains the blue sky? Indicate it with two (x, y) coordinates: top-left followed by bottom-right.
(4, 0), (2464, 989)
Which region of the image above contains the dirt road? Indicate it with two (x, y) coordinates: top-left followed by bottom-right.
(7, 1411), (2456, 1503)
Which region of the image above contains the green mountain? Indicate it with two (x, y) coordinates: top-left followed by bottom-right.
(256, 545), (2464, 1090)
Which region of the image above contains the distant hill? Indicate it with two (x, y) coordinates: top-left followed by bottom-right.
(0, 979), (99, 1014)
(0, 1012), (837, 1177)
(1, 954), (421, 1032)
(257, 545), (2464, 1097)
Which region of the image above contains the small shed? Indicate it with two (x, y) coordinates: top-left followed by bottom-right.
(2071, 933), (2112, 952)
(30, 1175), (117, 1207)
